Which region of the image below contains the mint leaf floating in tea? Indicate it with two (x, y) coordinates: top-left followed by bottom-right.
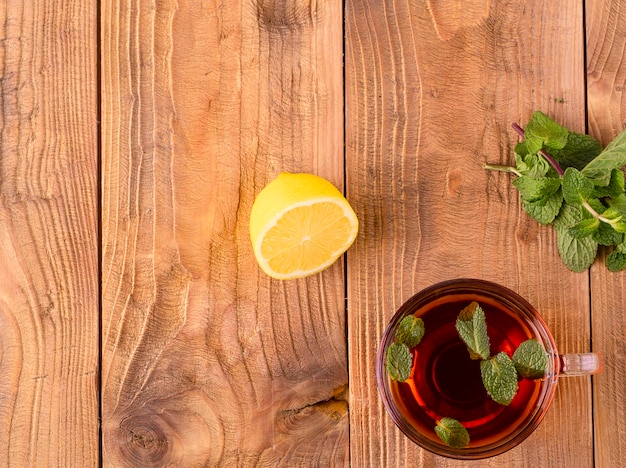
(480, 352), (518, 405)
(386, 342), (413, 382)
(434, 417), (470, 449)
(455, 302), (491, 360)
(512, 339), (548, 379)
(386, 316), (425, 381)
(485, 110), (626, 272)
(396, 315), (425, 348)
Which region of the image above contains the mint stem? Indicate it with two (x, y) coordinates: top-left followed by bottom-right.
(484, 163), (523, 177)
(512, 122), (565, 177)
(582, 199), (619, 225)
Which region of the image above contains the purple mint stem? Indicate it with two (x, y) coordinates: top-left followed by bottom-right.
(511, 122), (565, 177)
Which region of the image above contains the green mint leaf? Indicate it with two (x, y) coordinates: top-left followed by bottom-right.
(602, 206), (624, 221)
(512, 339), (548, 379)
(434, 417), (470, 449)
(480, 352), (518, 405)
(550, 131), (603, 170)
(593, 222), (624, 246)
(455, 302), (490, 360)
(607, 250), (626, 272)
(395, 316), (425, 348)
(612, 221), (626, 234)
(608, 194), (626, 217)
(512, 176), (561, 203)
(524, 111), (569, 154)
(554, 204), (598, 272)
(581, 128), (626, 185)
(601, 207), (626, 233)
(562, 167), (594, 206)
(386, 342), (412, 382)
(514, 141), (532, 161)
(607, 241), (626, 272)
(591, 169), (625, 198)
(515, 146), (553, 177)
(521, 190), (564, 225)
(568, 218), (600, 239)
(587, 197), (608, 216)
(556, 229), (598, 272)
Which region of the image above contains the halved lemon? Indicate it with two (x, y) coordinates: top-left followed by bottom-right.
(250, 172), (359, 279)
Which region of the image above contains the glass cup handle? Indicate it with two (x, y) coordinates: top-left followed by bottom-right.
(559, 353), (603, 376)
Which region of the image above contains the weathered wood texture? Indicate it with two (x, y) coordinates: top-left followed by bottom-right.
(0, 0), (99, 466)
(101, 0), (347, 466)
(2, 0), (623, 466)
(586, 1), (626, 466)
(346, 0), (594, 466)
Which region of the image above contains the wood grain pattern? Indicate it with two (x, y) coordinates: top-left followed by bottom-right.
(1, 0), (622, 465)
(0, 0), (99, 466)
(101, 0), (347, 466)
(586, 1), (626, 466)
(345, 0), (593, 466)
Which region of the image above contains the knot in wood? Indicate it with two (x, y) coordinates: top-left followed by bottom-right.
(255, 0), (321, 32)
(119, 413), (170, 465)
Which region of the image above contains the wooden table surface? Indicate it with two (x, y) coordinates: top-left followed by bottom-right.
(1, 0), (625, 466)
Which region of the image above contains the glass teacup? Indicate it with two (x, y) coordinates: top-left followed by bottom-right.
(376, 278), (602, 459)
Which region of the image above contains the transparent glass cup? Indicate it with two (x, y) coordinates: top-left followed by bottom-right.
(376, 278), (602, 460)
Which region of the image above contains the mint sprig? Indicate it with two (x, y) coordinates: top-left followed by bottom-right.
(486, 111), (626, 272)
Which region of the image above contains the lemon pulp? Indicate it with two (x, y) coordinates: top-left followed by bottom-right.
(250, 173), (358, 279)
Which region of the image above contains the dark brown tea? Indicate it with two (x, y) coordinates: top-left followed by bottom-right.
(387, 291), (545, 448)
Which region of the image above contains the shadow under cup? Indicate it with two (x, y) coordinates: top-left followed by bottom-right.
(376, 279), (601, 460)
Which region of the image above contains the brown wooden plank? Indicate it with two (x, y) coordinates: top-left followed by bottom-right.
(346, 0), (593, 465)
(586, 1), (626, 466)
(0, 0), (99, 466)
(101, 0), (347, 466)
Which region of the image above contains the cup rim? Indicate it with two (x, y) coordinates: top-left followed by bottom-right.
(376, 278), (560, 460)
